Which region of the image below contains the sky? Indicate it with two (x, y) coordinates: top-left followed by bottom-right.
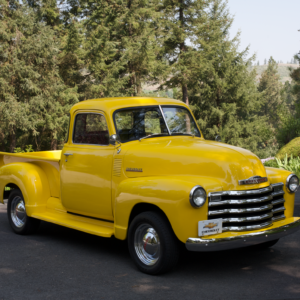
(227, 0), (300, 64)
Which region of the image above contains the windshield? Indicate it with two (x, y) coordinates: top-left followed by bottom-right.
(114, 106), (200, 143)
(161, 106), (200, 137)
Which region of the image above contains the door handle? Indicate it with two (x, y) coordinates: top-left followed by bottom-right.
(64, 153), (73, 162)
(64, 153), (73, 156)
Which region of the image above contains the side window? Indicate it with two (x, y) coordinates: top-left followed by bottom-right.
(73, 113), (109, 145)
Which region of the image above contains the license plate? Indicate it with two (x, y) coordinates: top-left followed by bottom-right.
(198, 219), (223, 236)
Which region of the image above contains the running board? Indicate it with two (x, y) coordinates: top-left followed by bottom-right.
(30, 198), (114, 238)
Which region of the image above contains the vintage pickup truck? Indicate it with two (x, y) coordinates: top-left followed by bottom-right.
(1, 97), (300, 274)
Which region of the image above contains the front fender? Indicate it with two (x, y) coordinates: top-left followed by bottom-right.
(114, 176), (222, 242)
(0, 163), (50, 215)
(265, 166), (296, 218)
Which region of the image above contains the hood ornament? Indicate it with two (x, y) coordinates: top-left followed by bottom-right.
(239, 176), (268, 185)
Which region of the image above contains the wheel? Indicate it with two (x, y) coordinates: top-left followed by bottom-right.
(248, 239), (279, 250)
(7, 189), (40, 235)
(128, 211), (179, 275)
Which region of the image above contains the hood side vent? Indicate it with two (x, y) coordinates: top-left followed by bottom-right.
(113, 158), (122, 177)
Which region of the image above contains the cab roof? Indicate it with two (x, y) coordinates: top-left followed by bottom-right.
(70, 97), (188, 116)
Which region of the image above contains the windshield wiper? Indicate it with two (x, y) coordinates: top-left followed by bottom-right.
(171, 133), (195, 137)
(139, 133), (170, 141)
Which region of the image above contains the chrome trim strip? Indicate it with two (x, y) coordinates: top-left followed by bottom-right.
(159, 105), (171, 136)
(222, 220), (273, 232)
(209, 205), (273, 216)
(272, 198), (285, 205)
(272, 206), (286, 214)
(209, 195), (273, 207)
(272, 214), (286, 222)
(222, 212), (273, 224)
(272, 190), (285, 197)
(239, 176), (268, 185)
(208, 186), (272, 197)
(185, 219), (300, 252)
(271, 182), (284, 188)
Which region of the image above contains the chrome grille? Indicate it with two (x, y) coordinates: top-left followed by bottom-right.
(208, 183), (285, 232)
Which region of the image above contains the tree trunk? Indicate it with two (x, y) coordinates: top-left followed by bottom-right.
(182, 84), (189, 105)
(51, 138), (57, 150)
(0, 131), (6, 151)
(136, 73), (142, 96)
(9, 128), (16, 153)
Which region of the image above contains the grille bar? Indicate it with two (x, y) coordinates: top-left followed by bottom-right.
(223, 220), (273, 232)
(222, 212), (273, 223)
(209, 204), (273, 216)
(209, 195), (272, 207)
(208, 183), (285, 232)
(272, 206), (285, 214)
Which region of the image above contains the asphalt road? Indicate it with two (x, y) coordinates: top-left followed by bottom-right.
(1, 194), (300, 300)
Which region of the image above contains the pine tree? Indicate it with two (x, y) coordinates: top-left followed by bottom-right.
(68, 0), (162, 98)
(258, 57), (283, 130)
(158, 0), (210, 104)
(0, 1), (79, 151)
(186, 0), (275, 157)
(264, 58), (267, 65)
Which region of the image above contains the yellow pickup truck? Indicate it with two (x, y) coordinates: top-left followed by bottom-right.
(1, 97), (299, 274)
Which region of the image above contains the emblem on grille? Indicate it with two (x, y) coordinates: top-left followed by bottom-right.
(239, 176), (268, 185)
(126, 168), (143, 172)
(204, 222), (218, 229)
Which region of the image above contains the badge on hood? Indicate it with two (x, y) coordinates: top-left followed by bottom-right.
(239, 176), (268, 185)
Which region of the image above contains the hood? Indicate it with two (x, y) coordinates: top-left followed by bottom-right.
(123, 137), (268, 191)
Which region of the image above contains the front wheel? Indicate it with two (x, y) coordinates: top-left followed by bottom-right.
(128, 211), (179, 275)
(7, 189), (40, 235)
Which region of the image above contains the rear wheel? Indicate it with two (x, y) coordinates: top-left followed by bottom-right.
(128, 211), (179, 275)
(7, 189), (40, 235)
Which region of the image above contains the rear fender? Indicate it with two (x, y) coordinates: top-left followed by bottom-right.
(114, 176), (222, 242)
(0, 163), (50, 215)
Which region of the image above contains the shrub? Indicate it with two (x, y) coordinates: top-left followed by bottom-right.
(276, 137), (300, 160)
(263, 159), (278, 168)
(275, 154), (300, 178)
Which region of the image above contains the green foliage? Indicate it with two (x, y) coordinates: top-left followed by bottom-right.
(263, 159), (278, 168)
(275, 154), (300, 179)
(14, 145), (34, 153)
(0, 1), (79, 152)
(258, 57), (283, 129)
(276, 137), (300, 160)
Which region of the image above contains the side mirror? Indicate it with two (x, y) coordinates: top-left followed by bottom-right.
(215, 135), (222, 142)
(109, 134), (121, 146)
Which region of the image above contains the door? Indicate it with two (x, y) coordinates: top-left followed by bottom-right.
(60, 111), (115, 221)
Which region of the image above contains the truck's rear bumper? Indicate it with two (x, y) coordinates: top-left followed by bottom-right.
(186, 217), (300, 252)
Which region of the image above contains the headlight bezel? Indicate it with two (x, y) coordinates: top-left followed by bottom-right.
(189, 185), (207, 208)
(286, 174), (299, 193)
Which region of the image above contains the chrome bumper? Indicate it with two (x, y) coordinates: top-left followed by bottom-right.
(186, 218), (300, 252)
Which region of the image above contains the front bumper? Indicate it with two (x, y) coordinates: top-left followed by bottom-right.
(186, 217), (300, 252)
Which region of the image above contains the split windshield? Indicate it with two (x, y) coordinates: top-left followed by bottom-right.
(114, 106), (200, 143)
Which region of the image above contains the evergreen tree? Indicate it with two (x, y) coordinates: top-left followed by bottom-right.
(0, 1), (79, 151)
(264, 58), (267, 65)
(258, 57), (283, 129)
(158, 0), (209, 104)
(186, 0), (275, 157)
(69, 0), (162, 98)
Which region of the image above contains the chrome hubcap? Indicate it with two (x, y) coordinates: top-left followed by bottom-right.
(11, 196), (26, 228)
(134, 224), (160, 266)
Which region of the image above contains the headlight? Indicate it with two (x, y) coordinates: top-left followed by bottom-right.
(190, 186), (207, 208)
(286, 174), (299, 193)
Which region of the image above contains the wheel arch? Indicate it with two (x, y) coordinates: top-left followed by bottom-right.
(0, 162), (50, 214)
(113, 176), (222, 243)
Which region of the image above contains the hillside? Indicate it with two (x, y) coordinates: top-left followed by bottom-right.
(250, 63), (297, 83)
